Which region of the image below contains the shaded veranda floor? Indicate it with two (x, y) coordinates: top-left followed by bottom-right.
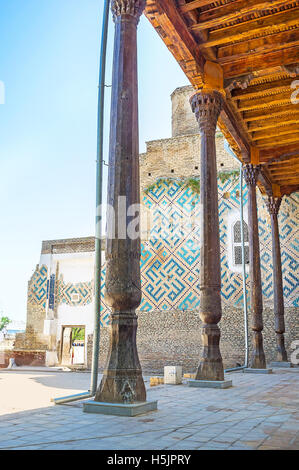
(0, 368), (298, 450)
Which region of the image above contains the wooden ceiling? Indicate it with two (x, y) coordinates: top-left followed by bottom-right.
(145, 0), (299, 196)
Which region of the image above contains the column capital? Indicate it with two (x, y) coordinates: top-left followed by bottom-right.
(190, 90), (223, 134)
(266, 196), (282, 216)
(243, 164), (261, 186)
(111, 0), (146, 22)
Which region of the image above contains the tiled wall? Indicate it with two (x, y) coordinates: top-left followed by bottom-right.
(27, 179), (298, 329)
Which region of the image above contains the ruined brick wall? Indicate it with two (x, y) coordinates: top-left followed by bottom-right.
(0, 350), (46, 369)
(42, 237), (95, 255)
(140, 133), (236, 191)
(171, 85), (198, 137)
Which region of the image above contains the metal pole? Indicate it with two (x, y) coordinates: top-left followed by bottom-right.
(53, 1), (110, 405)
(90, 0), (110, 396)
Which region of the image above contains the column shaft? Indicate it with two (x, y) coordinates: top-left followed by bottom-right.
(243, 165), (266, 369)
(95, 0), (146, 404)
(266, 197), (288, 362)
(190, 91), (224, 381)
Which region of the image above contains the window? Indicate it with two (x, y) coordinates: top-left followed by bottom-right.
(233, 220), (249, 265)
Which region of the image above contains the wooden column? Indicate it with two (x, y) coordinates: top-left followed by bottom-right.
(95, 0), (146, 404)
(243, 165), (266, 369)
(190, 91), (224, 381)
(266, 196), (288, 362)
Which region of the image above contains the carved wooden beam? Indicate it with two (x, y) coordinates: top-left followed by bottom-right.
(218, 28), (299, 61)
(221, 45), (299, 79)
(200, 8), (299, 48)
(180, 0), (213, 13)
(154, 0), (206, 72)
(219, 100), (251, 161)
(190, 0), (293, 31)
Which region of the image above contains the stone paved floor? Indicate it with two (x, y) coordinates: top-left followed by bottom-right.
(0, 368), (298, 450)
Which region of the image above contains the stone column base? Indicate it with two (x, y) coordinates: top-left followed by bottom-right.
(244, 368), (273, 374)
(188, 379), (232, 389)
(83, 400), (158, 417)
(270, 362), (293, 368)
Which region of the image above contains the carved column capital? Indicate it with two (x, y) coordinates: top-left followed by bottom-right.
(190, 91), (223, 135)
(266, 196), (282, 216)
(111, 0), (146, 22)
(243, 164), (261, 186)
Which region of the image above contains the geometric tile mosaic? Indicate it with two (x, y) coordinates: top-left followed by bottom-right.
(57, 277), (93, 307)
(27, 265), (48, 309)
(30, 181), (298, 328)
(137, 179), (298, 314)
(97, 181), (298, 326)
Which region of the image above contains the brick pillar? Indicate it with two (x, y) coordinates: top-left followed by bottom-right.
(266, 196), (288, 362)
(190, 91), (224, 381)
(95, 0), (146, 404)
(243, 164), (266, 369)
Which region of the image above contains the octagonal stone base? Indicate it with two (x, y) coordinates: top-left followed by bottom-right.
(244, 368), (273, 374)
(270, 362), (293, 368)
(187, 379), (232, 389)
(83, 400), (158, 417)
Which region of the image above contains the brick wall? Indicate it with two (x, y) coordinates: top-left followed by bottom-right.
(0, 350), (46, 369)
(87, 306), (298, 374)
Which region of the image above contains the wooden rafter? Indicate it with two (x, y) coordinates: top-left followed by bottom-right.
(145, 0), (299, 195)
(200, 8), (299, 48)
(189, 0), (294, 32)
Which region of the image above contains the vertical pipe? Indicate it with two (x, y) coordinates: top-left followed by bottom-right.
(90, 0), (110, 396)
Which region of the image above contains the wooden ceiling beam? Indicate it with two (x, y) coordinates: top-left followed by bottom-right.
(238, 91), (293, 111)
(268, 159), (299, 168)
(269, 168), (299, 176)
(258, 166), (273, 195)
(267, 156), (299, 166)
(260, 144), (299, 160)
(218, 29), (299, 59)
(219, 100), (251, 160)
(200, 8), (299, 48)
(231, 78), (296, 101)
(222, 45), (299, 79)
(251, 124), (299, 141)
(273, 177), (299, 184)
(256, 133), (299, 148)
(243, 105), (299, 122)
(191, 0), (293, 32)
(248, 116), (299, 132)
(180, 0), (212, 13)
(146, 0), (206, 77)
(280, 184), (299, 195)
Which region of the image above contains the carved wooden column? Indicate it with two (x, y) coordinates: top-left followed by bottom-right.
(266, 196), (288, 362)
(243, 165), (266, 369)
(95, 0), (146, 404)
(190, 91), (225, 381)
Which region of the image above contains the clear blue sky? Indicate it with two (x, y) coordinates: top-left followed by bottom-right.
(0, 0), (189, 322)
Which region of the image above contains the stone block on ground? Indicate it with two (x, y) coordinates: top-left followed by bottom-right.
(164, 366), (182, 385)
